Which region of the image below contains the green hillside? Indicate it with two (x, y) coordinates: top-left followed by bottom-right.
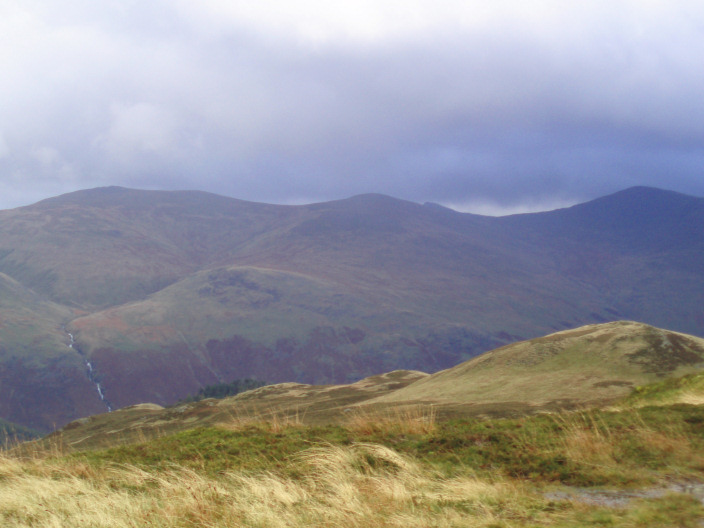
(0, 273), (110, 430)
(6, 321), (704, 526)
(372, 321), (704, 408)
(8, 385), (704, 526)
(1, 186), (703, 430)
(624, 370), (704, 407)
(42, 322), (704, 451)
(0, 272), (72, 360)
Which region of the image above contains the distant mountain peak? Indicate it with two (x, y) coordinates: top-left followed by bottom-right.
(575, 185), (702, 210)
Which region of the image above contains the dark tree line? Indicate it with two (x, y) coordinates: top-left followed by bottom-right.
(178, 378), (267, 403)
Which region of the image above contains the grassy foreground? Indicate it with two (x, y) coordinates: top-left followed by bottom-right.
(3, 405), (704, 527)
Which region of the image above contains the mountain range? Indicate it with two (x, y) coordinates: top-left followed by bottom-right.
(0, 185), (702, 431)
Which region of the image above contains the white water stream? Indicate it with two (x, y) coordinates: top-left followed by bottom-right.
(65, 328), (112, 412)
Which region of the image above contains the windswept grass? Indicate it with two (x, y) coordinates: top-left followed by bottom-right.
(4, 403), (704, 527)
(344, 404), (437, 435)
(0, 443), (544, 527)
(45, 404), (704, 485)
(3, 439), (703, 527)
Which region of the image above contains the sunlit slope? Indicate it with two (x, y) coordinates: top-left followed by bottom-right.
(623, 370), (704, 407)
(49, 322), (704, 452)
(66, 256), (594, 410)
(69, 265), (381, 351)
(371, 321), (704, 407)
(0, 271), (72, 359)
(0, 187), (303, 309)
(50, 370), (428, 451)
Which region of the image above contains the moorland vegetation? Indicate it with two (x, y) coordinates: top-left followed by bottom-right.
(3, 399), (704, 527)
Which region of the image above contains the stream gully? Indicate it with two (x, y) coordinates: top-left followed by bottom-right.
(65, 328), (112, 412)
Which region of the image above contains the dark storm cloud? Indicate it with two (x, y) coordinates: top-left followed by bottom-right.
(1, 1), (703, 212)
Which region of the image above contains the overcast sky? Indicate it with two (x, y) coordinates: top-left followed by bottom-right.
(1, 1), (703, 214)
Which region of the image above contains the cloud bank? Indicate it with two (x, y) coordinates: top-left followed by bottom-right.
(1, 1), (703, 212)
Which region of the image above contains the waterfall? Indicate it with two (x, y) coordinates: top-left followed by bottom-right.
(64, 326), (112, 412)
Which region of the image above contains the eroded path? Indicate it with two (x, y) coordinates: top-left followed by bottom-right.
(546, 481), (704, 508)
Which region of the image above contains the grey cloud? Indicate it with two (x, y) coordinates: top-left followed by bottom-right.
(1, 2), (703, 211)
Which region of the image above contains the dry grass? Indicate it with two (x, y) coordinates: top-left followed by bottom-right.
(555, 412), (620, 470)
(678, 391), (704, 405)
(215, 407), (305, 433)
(550, 410), (704, 481)
(4, 405), (704, 527)
(0, 443), (532, 528)
(344, 404), (437, 435)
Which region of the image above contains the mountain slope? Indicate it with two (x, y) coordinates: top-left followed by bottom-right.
(50, 370), (428, 451)
(0, 273), (109, 430)
(499, 187), (704, 332)
(45, 322), (704, 452)
(68, 265), (385, 406)
(370, 321), (704, 408)
(503, 186), (704, 253)
(0, 186), (307, 308)
(0, 186), (703, 430)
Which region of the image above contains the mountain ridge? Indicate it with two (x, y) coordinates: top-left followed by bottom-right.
(0, 186), (702, 430)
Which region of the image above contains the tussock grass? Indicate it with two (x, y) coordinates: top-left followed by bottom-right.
(344, 404), (437, 435)
(216, 407), (306, 433)
(4, 404), (704, 526)
(492, 407), (704, 486)
(0, 443), (531, 527)
(2, 436), (700, 527)
(548, 410), (704, 484)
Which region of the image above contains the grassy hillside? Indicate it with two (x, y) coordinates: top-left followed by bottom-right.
(499, 187), (704, 335)
(8, 320), (704, 526)
(42, 322), (704, 451)
(623, 370), (704, 408)
(1, 186), (703, 430)
(0, 187), (303, 309)
(372, 321), (704, 408)
(0, 272), (72, 360)
(47, 370), (428, 451)
(69, 265), (380, 350)
(5, 403), (704, 527)
(67, 264), (491, 408)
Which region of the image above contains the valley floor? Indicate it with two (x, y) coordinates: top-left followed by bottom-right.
(3, 404), (704, 527)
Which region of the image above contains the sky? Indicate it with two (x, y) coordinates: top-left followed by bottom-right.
(1, 1), (703, 215)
